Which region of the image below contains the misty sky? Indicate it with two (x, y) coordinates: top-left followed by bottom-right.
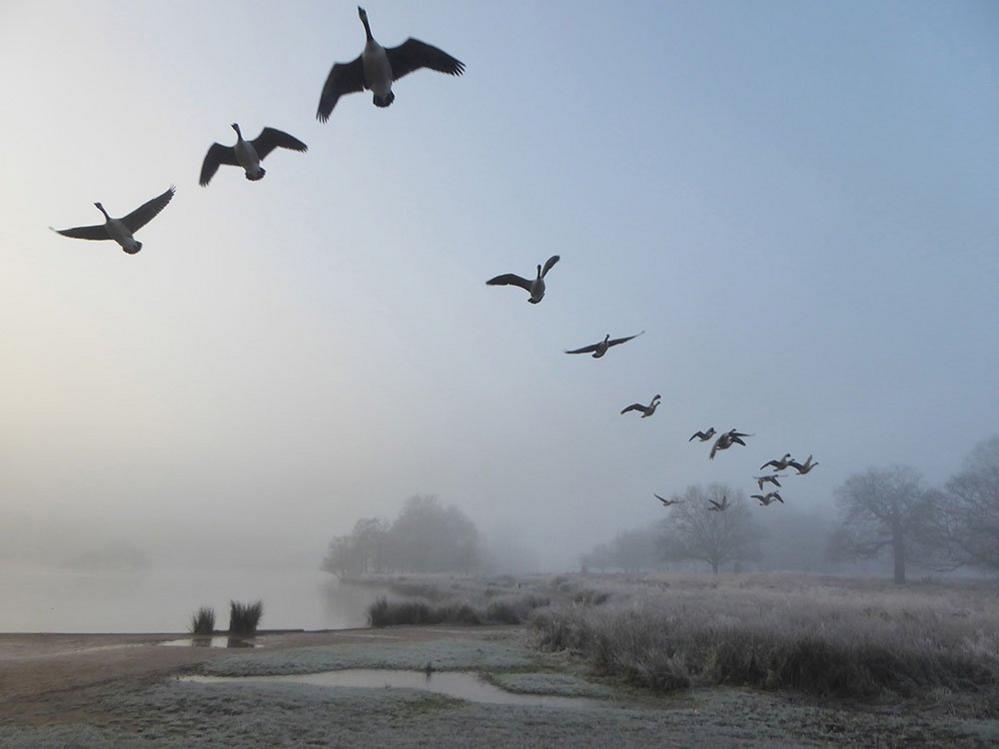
(1, 0), (997, 570)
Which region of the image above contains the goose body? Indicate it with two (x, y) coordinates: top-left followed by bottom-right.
(760, 453), (793, 471)
(708, 496), (730, 512)
(565, 331), (644, 359)
(689, 427), (716, 442)
(200, 124), (307, 186)
(50, 186), (175, 254)
(754, 474), (783, 491)
(655, 494), (682, 507)
(709, 429), (750, 459)
(621, 394), (661, 418)
(486, 256), (559, 304)
(753, 492), (784, 506)
(317, 7), (465, 121)
(789, 454), (819, 475)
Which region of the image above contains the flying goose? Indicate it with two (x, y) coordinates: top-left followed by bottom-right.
(655, 494), (682, 507)
(565, 331), (644, 359)
(199, 124), (307, 186)
(317, 6), (465, 121)
(621, 394), (662, 418)
(689, 427), (716, 442)
(486, 255), (559, 304)
(752, 492), (784, 506)
(760, 454), (793, 471)
(707, 496), (730, 512)
(754, 474), (783, 491)
(788, 454), (819, 475)
(50, 186), (175, 254)
(708, 429), (751, 459)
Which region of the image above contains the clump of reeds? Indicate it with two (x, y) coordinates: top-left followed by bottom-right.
(189, 606), (215, 636)
(228, 600), (263, 636)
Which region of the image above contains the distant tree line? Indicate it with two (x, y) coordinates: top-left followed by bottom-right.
(580, 436), (999, 585)
(322, 495), (481, 577)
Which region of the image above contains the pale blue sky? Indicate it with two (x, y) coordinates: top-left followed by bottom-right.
(1, 0), (997, 569)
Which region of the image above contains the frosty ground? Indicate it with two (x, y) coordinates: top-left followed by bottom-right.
(2, 574), (998, 747)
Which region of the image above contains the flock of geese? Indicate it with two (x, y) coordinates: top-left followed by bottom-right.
(50, 7), (464, 249)
(47, 6), (819, 518)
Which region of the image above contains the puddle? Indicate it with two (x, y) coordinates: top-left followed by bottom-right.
(160, 637), (258, 648)
(180, 669), (599, 709)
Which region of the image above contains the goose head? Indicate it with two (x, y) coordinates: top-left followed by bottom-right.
(652, 394), (662, 402)
(358, 6), (372, 38)
(94, 202), (109, 219)
(536, 264), (543, 278)
(231, 123), (242, 139)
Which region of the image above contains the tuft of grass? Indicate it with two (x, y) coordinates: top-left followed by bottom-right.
(228, 600), (263, 636)
(190, 606), (215, 636)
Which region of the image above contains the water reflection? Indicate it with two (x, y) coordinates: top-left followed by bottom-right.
(181, 670), (600, 709)
(1, 566), (390, 633)
(160, 636), (259, 649)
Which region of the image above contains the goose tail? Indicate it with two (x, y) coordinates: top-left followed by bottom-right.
(373, 91), (395, 108)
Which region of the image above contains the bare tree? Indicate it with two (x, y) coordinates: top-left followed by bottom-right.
(661, 485), (761, 574)
(831, 466), (938, 584)
(938, 436), (999, 572)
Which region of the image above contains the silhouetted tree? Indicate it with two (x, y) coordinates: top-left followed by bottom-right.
(661, 485), (761, 574)
(831, 466), (939, 584)
(937, 436), (999, 572)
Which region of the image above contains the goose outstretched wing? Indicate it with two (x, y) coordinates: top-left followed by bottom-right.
(541, 255), (560, 277)
(386, 38), (465, 81)
(486, 273), (532, 291)
(621, 404), (645, 415)
(122, 187), (175, 232)
(50, 224), (109, 241)
(252, 128), (308, 161)
(607, 331), (644, 348)
(199, 144), (238, 187)
(565, 342), (600, 355)
(317, 56), (365, 123)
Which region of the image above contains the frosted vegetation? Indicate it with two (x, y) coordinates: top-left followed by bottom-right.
(358, 571), (999, 705)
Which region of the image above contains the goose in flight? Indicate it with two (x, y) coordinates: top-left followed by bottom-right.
(789, 455), (819, 475)
(689, 427), (716, 442)
(754, 474), (783, 491)
(317, 6), (465, 121)
(655, 494), (682, 507)
(760, 454), (793, 471)
(753, 492), (784, 507)
(621, 394), (662, 418)
(709, 429), (752, 459)
(199, 124), (307, 186)
(565, 331), (644, 359)
(50, 186), (175, 254)
(707, 496), (730, 512)
(486, 256), (559, 304)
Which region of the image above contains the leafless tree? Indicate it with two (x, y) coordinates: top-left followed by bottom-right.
(937, 436), (999, 572)
(831, 465), (939, 584)
(661, 485), (761, 574)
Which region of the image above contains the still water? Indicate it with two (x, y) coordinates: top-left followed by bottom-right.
(0, 566), (384, 633)
(181, 670), (600, 709)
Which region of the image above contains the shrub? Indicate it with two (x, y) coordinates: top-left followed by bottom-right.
(228, 600), (263, 636)
(189, 606), (215, 636)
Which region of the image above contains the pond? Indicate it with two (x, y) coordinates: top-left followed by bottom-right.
(0, 566), (385, 633)
(180, 669), (601, 709)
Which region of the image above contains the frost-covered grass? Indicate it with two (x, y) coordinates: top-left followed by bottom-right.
(4, 677), (997, 748)
(201, 638), (538, 677)
(530, 573), (999, 701)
